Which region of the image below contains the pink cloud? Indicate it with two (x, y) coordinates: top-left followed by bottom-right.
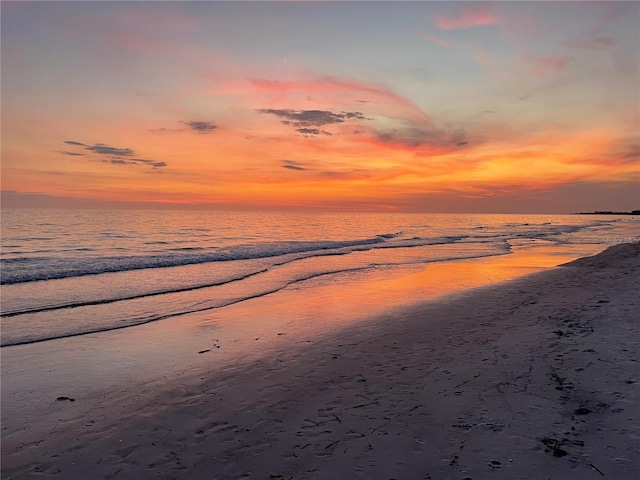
(207, 74), (467, 155)
(247, 76), (432, 124)
(70, 4), (202, 54)
(418, 32), (453, 49)
(434, 6), (501, 30)
(474, 47), (493, 66)
(418, 31), (493, 67)
(524, 54), (571, 78)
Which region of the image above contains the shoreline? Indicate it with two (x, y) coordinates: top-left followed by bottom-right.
(2, 243), (639, 479)
(1, 241), (606, 435)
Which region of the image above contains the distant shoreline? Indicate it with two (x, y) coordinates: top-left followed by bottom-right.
(573, 210), (640, 215)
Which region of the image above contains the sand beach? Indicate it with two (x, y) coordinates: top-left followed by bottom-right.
(2, 242), (639, 479)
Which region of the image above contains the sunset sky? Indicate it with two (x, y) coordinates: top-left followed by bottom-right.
(2, 1), (638, 213)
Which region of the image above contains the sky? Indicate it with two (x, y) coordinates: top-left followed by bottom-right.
(1, 1), (639, 213)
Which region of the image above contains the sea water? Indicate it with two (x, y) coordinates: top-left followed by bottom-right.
(1, 209), (638, 347)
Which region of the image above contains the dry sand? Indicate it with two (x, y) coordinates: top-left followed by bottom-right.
(2, 243), (639, 479)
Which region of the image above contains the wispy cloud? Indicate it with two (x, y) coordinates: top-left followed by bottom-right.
(182, 120), (217, 133)
(248, 76), (431, 123)
(258, 109), (367, 127)
(60, 141), (167, 169)
(296, 128), (332, 136)
(109, 158), (167, 168)
(523, 54), (571, 78)
(563, 29), (617, 50)
(86, 144), (136, 156)
(58, 151), (85, 156)
(374, 126), (447, 149)
(611, 140), (640, 165)
(419, 33), (454, 49)
(258, 108), (369, 136)
(280, 159), (309, 171)
(70, 4), (203, 56)
(282, 164), (307, 171)
(434, 6), (501, 31)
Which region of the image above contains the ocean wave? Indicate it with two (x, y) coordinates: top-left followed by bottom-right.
(1, 248), (508, 347)
(2, 236), (493, 316)
(0, 234), (399, 285)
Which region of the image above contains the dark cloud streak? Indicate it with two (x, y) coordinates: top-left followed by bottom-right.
(259, 108), (370, 137)
(61, 141), (167, 169)
(296, 128), (332, 136)
(58, 151), (85, 156)
(182, 121), (217, 133)
(375, 127), (446, 148)
(258, 108), (368, 127)
(282, 164), (307, 171)
(87, 144), (136, 156)
(107, 158), (167, 168)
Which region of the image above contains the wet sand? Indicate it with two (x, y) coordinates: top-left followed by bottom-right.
(2, 243), (639, 479)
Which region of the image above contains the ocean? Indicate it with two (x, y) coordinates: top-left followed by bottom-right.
(1, 209), (638, 347)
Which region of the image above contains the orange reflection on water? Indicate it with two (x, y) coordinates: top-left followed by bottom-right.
(232, 242), (608, 332)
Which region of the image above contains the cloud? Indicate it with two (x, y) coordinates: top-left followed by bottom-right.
(623, 149), (639, 161)
(282, 164), (307, 171)
(282, 160), (308, 171)
(61, 141), (166, 169)
(182, 120), (217, 133)
(617, 142), (640, 164)
(143, 161), (165, 168)
(86, 144), (136, 156)
(375, 127), (447, 149)
(563, 30), (617, 50)
(230, 75), (452, 148)
(524, 54), (571, 78)
(106, 158), (167, 169)
(258, 108), (367, 127)
(249, 76), (430, 123)
(419, 33), (454, 49)
(434, 6), (501, 30)
(279, 160), (371, 179)
(318, 169), (371, 180)
(456, 141), (468, 147)
(58, 151), (85, 156)
(296, 128), (332, 136)
(65, 3), (202, 57)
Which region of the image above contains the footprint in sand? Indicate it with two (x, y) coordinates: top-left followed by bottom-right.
(194, 429), (207, 444)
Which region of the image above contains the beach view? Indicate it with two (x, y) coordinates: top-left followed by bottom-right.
(2, 2), (639, 479)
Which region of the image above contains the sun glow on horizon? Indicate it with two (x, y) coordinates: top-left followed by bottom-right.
(1, 1), (638, 213)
